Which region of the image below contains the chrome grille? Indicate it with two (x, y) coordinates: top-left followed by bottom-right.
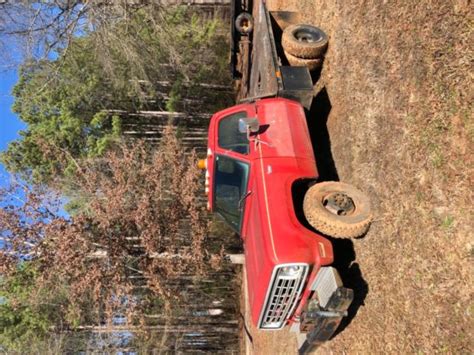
(259, 264), (308, 330)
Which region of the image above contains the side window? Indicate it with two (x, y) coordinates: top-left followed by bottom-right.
(214, 155), (249, 232)
(218, 111), (250, 155)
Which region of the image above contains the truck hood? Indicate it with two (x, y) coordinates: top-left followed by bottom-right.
(243, 156), (333, 326)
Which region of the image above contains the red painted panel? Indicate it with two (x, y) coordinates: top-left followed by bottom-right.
(207, 98), (335, 327)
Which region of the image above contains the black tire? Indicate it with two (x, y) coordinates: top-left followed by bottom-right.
(284, 50), (322, 71)
(235, 12), (254, 35)
(282, 24), (328, 59)
(303, 182), (372, 238)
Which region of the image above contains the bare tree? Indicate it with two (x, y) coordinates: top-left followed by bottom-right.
(0, 2), (230, 89)
(0, 126), (221, 321)
(0, 1), (153, 64)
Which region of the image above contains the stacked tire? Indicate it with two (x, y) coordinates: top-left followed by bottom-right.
(282, 24), (328, 71)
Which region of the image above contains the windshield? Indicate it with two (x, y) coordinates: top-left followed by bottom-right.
(214, 155), (249, 232)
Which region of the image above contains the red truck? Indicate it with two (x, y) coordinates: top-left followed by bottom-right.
(201, 0), (372, 353)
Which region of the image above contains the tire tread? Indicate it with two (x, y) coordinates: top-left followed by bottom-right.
(303, 182), (372, 238)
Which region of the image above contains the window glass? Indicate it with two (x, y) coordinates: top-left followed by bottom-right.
(218, 111), (250, 155)
(214, 155), (249, 232)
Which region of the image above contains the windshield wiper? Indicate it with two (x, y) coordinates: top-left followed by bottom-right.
(238, 190), (252, 210)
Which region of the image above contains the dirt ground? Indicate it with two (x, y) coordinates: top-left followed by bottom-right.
(242, 0), (473, 354)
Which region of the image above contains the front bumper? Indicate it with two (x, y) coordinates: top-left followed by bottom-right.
(290, 267), (353, 354)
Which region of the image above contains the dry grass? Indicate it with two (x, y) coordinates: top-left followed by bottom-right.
(247, 0), (473, 353)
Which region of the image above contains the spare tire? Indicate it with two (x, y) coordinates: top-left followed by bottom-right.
(303, 182), (372, 238)
(284, 50), (322, 71)
(282, 24), (328, 59)
(235, 12), (254, 35)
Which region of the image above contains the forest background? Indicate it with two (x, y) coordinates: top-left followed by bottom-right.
(0, 1), (241, 353)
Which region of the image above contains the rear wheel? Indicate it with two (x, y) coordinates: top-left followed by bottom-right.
(235, 12), (254, 35)
(282, 24), (328, 59)
(303, 182), (372, 238)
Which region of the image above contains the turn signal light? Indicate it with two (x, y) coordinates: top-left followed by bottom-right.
(197, 159), (207, 170)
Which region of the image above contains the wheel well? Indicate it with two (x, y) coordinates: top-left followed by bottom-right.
(291, 178), (317, 232)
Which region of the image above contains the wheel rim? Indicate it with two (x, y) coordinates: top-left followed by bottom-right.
(294, 29), (322, 43)
(239, 19), (249, 31)
(323, 192), (355, 216)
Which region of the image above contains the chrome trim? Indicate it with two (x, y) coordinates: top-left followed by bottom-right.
(258, 263), (309, 330)
(310, 267), (343, 308)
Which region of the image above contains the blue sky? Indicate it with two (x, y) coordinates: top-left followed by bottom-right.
(0, 67), (24, 249)
(0, 67), (25, 185)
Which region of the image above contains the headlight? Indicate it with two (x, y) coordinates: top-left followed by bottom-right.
(280, 265), (302, 278)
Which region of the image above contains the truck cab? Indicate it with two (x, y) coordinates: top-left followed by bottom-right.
(205, 98), (342, 329)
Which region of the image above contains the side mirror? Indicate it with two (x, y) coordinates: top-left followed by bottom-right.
(238, 117), (260, 134)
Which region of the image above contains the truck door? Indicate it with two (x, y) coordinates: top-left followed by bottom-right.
(212, 107), (255, 234)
